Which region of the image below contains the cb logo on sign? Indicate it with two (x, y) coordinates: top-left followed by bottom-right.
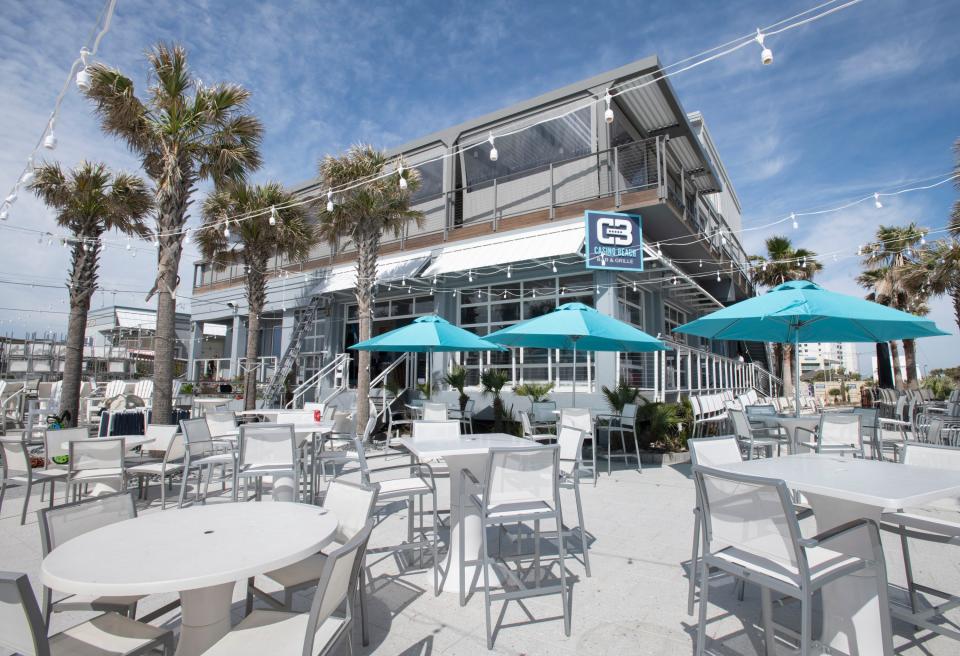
(596, 217), (633, 246)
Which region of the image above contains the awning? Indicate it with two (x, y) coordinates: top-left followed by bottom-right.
(115, 309), (156, 330)
(421, 223), (584, 276)
(202, 322), (228, 337)
(313, 254), (431, 294)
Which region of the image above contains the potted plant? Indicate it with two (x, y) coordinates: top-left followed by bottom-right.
(601, 381), (639, 415)
(416, 382), (432, 400)
(480, 368), (510, 432)
(443, 365), (470, 413)
(513, 382), (555, 405)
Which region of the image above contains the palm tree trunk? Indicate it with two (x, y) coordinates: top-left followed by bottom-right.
(889, 340), (904, 389)
(953, 285), (960, 335)
(243, 262), (267, 412)
(781, 343), (794, 399)
(61, 242), (97, 428)
(354, 230), (378, 435)
(151, 181), (191, 424)
(902, 339), (918, 389)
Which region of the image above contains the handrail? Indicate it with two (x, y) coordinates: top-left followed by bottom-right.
(286, 353), (349, 409)
(368, 353), (413, 421)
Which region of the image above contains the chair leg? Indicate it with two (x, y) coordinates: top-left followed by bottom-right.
(47, 480), (56, 509)
(160, 475), (167, 510)
(760, 587), (775, 656)
(178, 466), (190, 509)
(633, 432), (642, 471)
(21, 478), (31, 525)
(573, 479), (590, 577)
(359, 562), (370, 646)
(0, 480), (6, 515)
(695, 550), (711, 656)
(244, 577), (254, 616)
(459, 488), (468, 608)
(800, 591), (811, 656)
(431, 493), (439, 595)
(688, 509), (701, 616)
(555, 508), (570, 637)
(481, 516), (493, 650)
(899, 524), (921, 616)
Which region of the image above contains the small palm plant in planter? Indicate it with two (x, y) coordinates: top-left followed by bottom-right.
(480, 369), (510, 432)
(444, 365), (470, 413)
(638, 398), (687, 452)
(601, 381), (639, 415)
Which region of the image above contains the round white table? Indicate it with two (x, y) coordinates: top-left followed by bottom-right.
(41, 502), (337, 656)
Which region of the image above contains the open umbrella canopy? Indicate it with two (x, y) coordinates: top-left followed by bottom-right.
(673, 280), (948, 343)
(486, 302), (668, 352)
(350, 315), (506, 352)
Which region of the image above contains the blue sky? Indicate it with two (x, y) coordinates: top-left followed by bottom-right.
(0, 0), (958, 374)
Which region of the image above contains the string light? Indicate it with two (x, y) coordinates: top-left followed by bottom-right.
(716, 270), (721, 282)
(874, 193), (882, 209)
(43, 119), (57, 150)
(506, 265), (511, 279)
(551, 260), (557, 273)
(488, 133), (498, 162)
(397, 162), (407, 190)
(20, 158), (35, 186)
(603, 91), (614, 124)
(656, 243), (662, 258)
(468, 270), (473, 282)
(326, 190), (334, 213)
(268, 206), (277, 226)
(76, 48), (92, 92)
(0, 205), (8, 221)
(791, 213), (798, 230)
(223, 222), (230, 238)
(755, 29), (772, 65)
(698, 259), (702, 268)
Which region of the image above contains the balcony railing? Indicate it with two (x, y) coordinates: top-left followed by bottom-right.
(194, 136), (747, 290)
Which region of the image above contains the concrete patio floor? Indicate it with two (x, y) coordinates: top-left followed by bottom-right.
(1, 455), (958, 655)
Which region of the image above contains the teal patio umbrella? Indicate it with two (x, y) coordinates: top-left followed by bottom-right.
(350, 315), (506, 391)
(485, 302), (669, 405)
(673, 280), (948, 415)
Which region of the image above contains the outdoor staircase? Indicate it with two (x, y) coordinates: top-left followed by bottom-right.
(263, 296), (326, 406)
(741, 340), (772, 371)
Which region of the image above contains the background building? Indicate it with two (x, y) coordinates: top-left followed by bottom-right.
(796, 342), (859, 376)
(189, 56), (778, 410)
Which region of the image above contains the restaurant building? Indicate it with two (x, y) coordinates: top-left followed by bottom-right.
(188, 56), (778, 409)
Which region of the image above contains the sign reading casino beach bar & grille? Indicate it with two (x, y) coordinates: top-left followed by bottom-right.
(584, 210), (644, 272)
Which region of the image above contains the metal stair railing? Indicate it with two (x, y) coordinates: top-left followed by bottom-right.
(368, 353), (412, 422)
(286, 352), (349, 409)
(263, 296), (326, 406)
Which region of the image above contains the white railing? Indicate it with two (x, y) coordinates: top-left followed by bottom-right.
(287, 353), (349, 409)
(367, 353), (414, 422)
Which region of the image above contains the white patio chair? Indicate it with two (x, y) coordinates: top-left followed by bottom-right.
(729, 408), (782, 459)
(205, 411), (238, 442)
(880, 443), (960, 642)
(459, 444), (569, 649)
(686, 436), (743, 616)
(66, 438), (125, 502)
(520, 411), (555, 443)
(558, 425), (591, 576)
(247, 480), (380, 643)
(0, 571), (174, 656)
(40, 427), (87, 504)
(37, 492), (144, 625)
(692, 464), (893, 656)
(797, 413), (863, 457)
(530, 400), (558, 432)
(448, 398), (476, 434)
(421, 401), (448, 421)
(127, 431), (185, 509)
(203, 520), (373, 656)
(594, 402), (641, 474)
(235, 423), (299, 502)
(560, 407), (595, 485)
(354, 427), (440, 595)
(411, 419), (461, 440)
(0, 435), (67, 524)
(178, 417), (237, 508)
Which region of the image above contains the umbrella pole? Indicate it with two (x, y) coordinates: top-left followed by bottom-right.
(572, 341), (577, 407)
(794, 332), (801, 418)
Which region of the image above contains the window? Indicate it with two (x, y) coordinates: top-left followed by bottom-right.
(463, 107), (592, 187)
(664, 304), (688, 343)
(410, 158), (443, 203)
(617, 283), (653, 388)
(344, 295), (433, 387)
(457, 274), (595, 386)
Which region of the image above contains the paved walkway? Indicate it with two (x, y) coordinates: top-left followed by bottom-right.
(1, 457), (956, 654)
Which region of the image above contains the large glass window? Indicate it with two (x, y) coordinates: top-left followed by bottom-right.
(664, 304), (688, 343)
(463, 107), (592, 187)
(457, 274), (595, 387)
(617, 283), (652, 388)
(344, 295), (433, 387)
(410, 158), (443, 203)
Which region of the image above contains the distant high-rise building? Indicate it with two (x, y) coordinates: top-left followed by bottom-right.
(796, 342), (859, 375)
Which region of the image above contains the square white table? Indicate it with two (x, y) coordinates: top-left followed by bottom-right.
(717, 454), (960, 655)
(399, 433), (534, 594)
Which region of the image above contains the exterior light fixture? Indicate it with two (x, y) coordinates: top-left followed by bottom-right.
(791, 213), (798, 230)
(551, 260), (557, 273)
(874, 193), (882, 209)
(397, 162), (408, 190)
(603, 91), (614, 124)
(269, 206), (277, 226)
(44, 120), (57, 150)
(488, 133), (498, 162)
(756, 29), (772, 65)
(76, 48), (93, 92)
(20, 158), (35, 186)
(0, 204), (8, 221)
(506, 265), (511, 279)
(326, 190), (334, 212)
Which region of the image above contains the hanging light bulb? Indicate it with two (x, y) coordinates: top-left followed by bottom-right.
(791, 213), (798, 230)
(76, 48), (93, 92)
(269, 205), (278, 226)
(632, 281), (637, 292)
(506, 265), (512, 279)
(430, 287), (434, 296)
(5, 190), (17, 206)
(20, 158), (35, 186)
(603, 91), (614, 124)
(401, 277), (406, 286)
(326, 190), (334, 213)
(720, 231), (727, 246)
(755, 29), (772, 65)
(874, 193), (882, 209)
(551, 260), (557, 273)
(397, 162), (408, 190)
(857, 245), (863, 256)
(503, 290), (508, 299)
(44, 119), (57, 150)
(487, 133), (498, 162)
(224, 223), (231, 238)
(0, 204), (8, 221)
(468, 270), (473, 282)
(716, 270), (721, 282)
(656, 243), (662, 258)
(698, 259), (703, 268)
(532, 289), (537, 298)
(672, 276), (678, 285)
(801, 257), (807, 268)
(920, 235), (926, 245)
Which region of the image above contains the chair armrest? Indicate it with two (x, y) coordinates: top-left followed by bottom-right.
(794, 426), (817, 438)
(366, 461), (436, 489)
(460, 467), (481, 494)
(800, 518), (876, 548)
(878, 418), (910, 428)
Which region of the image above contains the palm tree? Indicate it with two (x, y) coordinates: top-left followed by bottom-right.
(316, 145), (423, 430)
(84, 43), (263, 423)
(858, 223), (928, 389)
(748, 235), (823, 398)
(28, 162), (152, 426)
(196, 183), (314, 410)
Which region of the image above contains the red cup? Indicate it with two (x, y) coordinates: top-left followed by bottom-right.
(313, 409), (322, 423)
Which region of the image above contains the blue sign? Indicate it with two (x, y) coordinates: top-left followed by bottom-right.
(584, 211), (644, 272)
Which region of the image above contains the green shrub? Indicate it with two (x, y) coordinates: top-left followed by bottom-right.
(513, 382), (555, 403)
(480, 369), (510, 432)
(444, 365), (469, 412)
(601, 382), (639, 414)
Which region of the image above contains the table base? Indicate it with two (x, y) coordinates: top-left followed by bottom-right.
(175, 582), (235, 656)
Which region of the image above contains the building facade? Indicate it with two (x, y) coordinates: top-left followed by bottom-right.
(189, 57), (775, 409)
(796, 342), (859, 376)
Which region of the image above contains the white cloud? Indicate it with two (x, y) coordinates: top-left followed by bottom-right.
(837, 40), (924, 85)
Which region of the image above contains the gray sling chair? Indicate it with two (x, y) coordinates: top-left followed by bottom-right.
(178, 417), (237, 508)
(880, 443), (960, 643)
(557, 425), (591, 577)
(594, 402), (642, 474)
(459, 444), (570, 650)
(796, 412), (864, 457)
(692, 464), (893, 656)
(234, 423), (299, 502)
(353, 418), (441, 596)
(246, 480), (380, 646)
(0, 571), (175, 656)
(0, 435), (67, 524)
(192, 520), (375, 656)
